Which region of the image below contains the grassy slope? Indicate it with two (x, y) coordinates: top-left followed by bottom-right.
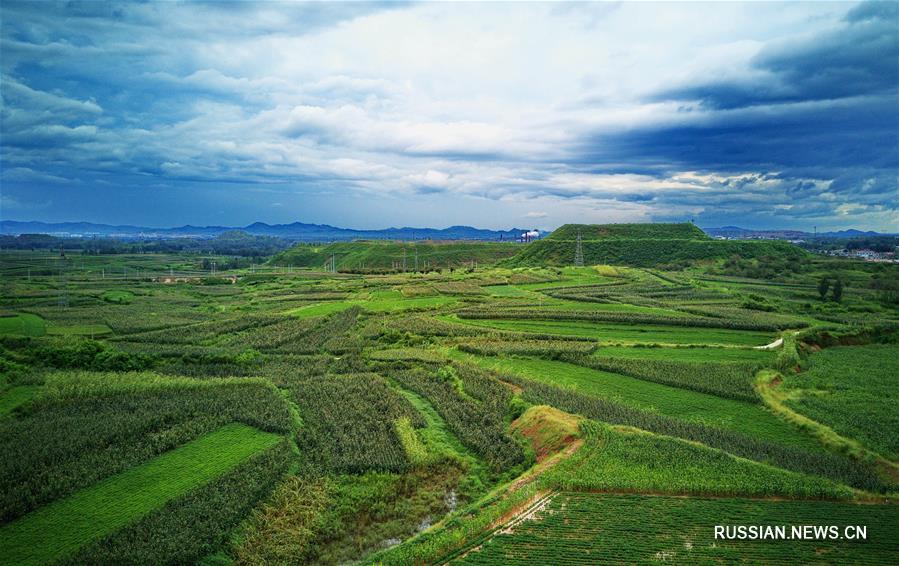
(0, 386), (40, 417)
(287, 290), (456, 317)
(0, 313), (46, 336)
(273, 241), (519, 270)
(0, 423), (281, 565)
(506, 223), (806, 267)
(546, 223), (709, 241)
(453, 352), (820, 451)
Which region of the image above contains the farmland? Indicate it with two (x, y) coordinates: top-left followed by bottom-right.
(0, 223), (897, 564)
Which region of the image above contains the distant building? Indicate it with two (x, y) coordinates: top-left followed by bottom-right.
(520, 230), (540, 243)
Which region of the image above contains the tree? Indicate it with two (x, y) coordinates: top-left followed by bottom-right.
(832, 278), (843, 302)
(818, 277), (830, 300)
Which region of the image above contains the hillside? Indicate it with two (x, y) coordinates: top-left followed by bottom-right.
(548, 223), (708, 241)
(506, 222), (807, 267)
(271, 240), (520, 271)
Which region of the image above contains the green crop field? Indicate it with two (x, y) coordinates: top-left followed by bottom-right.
(0, 423), (280, 565)
(454, 493), (899, 564)
(451, 351), (822, 451)
(0, 313), (46, 336)
(781, 344), (899, 460)
(1, 227), (896, 564)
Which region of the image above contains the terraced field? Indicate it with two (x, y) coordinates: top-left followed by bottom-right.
(1, 231), (896, 564)
(0, 424), (281, 565)
(447, 317), (775, 346)
(453, 352), (821, 451)
(454, 493), (899, 564)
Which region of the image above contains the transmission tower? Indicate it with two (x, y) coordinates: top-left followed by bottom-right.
(574, 230), (584, 267)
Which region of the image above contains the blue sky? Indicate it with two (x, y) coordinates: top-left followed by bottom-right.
(1, 1), (896, 231)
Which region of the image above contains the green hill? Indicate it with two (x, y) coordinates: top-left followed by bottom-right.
(271, 240), (519, 271)
(506, 223), (806, 267)
(547, 222), (708, 241)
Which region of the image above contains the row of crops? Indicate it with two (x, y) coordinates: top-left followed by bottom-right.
(504, 373), (887, 492)
(457, 493), (899, 564)
(0, 373), (293, 522)
(386, 364), (526, 474)
(3, 252), (897, 565)
(456, 305), (801, 331)
(289, 373), (426, 473)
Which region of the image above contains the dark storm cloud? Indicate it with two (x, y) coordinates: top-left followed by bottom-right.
(0, 1), (895, 230)
(572, 1), (898, 227)
(651, 1), (898, 109)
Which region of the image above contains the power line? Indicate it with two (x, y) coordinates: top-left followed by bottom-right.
(574, 229), (584, 267)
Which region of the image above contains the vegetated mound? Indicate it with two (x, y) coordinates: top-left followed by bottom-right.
(546, 222), (708, 241)
(510, 405), (582, 462)
(271, 240), (519, 271)
(507, 222), (807, 267)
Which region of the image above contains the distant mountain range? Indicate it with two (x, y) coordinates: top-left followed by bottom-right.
(0, 220), (532, 242)
(3, 220), (894, 242)
(702, 226), (895, 239)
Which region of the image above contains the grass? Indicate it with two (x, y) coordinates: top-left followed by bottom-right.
(0, 423), (281, 565)
(287, 293), (455, 318)
(46, 324), (113, 336)
(452, 351), (821, 451)
(100, 290), (134, 304)
(0, 313), (46, 336)
(592, 345), (775, 363)
(273, 240), (519, 270)
(511, 405), (582, 462)
(446, 317), (774, 346)
(0, 386), (40, 417)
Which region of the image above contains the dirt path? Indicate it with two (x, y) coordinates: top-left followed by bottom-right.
(754, 337), (783, 350)
(755, 369), (899, 485)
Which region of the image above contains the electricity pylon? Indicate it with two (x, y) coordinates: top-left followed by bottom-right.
(574, 230), (584, 267)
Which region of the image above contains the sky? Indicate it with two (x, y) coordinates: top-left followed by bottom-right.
(1, 1), (897, 232)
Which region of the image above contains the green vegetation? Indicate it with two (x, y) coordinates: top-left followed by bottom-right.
(1, 239), (896, 564)
(0, 372), (292, 522)
(449, 317), (774, 346)
(62, 438), (293, 565)
(563, 353), (761, 402)
(507, 223), (807, 267)
(289, 373), (426, 473)
(593, 344), (775, 363)
(782, 344), (899, 460)
(0, 423), (281, 565)
(455, 493), (899, 564)
(452, 352), (814, 450)
(543, 422), (852, 498)
(0, 386), (39, 417)
(273, 240), (518, 271)
(0, 313), (45, 336)
(389, 364), (526, 474)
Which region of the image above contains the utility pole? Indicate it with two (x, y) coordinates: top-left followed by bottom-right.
(414, 247), (418, 271)
(574, 229), (584, 267)
(402, 248), (407, 272)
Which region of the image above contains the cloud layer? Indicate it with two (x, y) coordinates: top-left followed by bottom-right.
(1, 1), (896, 230)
